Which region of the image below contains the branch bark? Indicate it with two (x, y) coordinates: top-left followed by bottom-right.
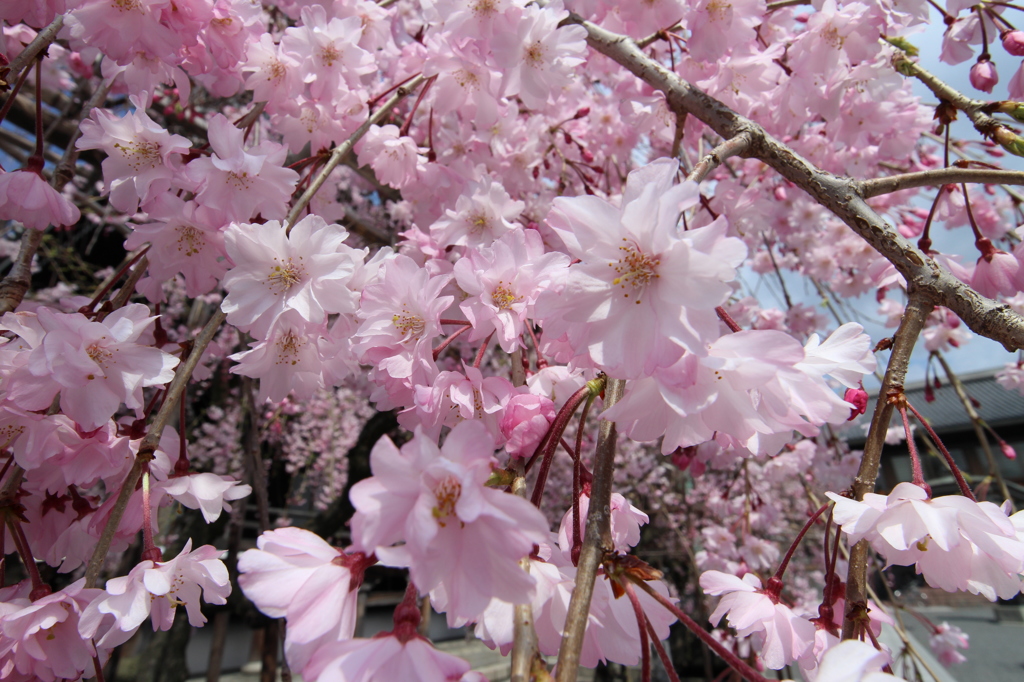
(554, 377), (625, 682)
(686, 132), (752, 184)
(841, 294), (932, 640)
(567, 15), (1024, 352)
(5, 16), (65, 86)
(859, 167), (1024, 198)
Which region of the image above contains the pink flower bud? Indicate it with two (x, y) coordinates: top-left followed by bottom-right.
(500, 393), (556, 458)
(924, 381), (935, 403)
(1003, 31), (1024, 57)
(970, 59), (998, 94)
(1000, 440), (1017, 460)
(844, 386), (869, 420)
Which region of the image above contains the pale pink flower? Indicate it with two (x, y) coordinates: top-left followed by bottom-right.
(828, 482), (1024, 601)
(68, 0), (184, 65)
(535, 158), (747, 378)
(241, 33), (304, 111)
(0, 579), (101, 682)
(158, 472), (251, 523)
(431, 180), (526, 249)
(280, 5), (375, 98)
(557, 492), (649, 557)
(0, 166), (80, 230)
(304, 630), (474, 682)
(810, 640), (902, 682)
(79, 540), (230, 648)
(971, 238), (1021, 298)
(454, 228), (568, 351)
(929, 622), (969, 665)
(0, 304), (179, 430)
(229, 311), (327, 403)
(349, 421), (550, 622)
(124, 194), (229, 297)
(237, 527), (374, 671)
(493, 1), (588, 110)
(356, 124), (425, 190)
(221, 215), (365, 338)
(699, 570), (816, 670)
(185, 114), (299, 222)
(76, 102), (192, 213)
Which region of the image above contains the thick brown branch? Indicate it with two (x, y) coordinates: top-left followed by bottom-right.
(841, 294), (932, 640)
(859, 167), (1024, 198)
(569, 15), (1024, 351)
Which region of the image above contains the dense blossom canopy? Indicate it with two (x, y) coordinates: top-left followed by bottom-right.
(2, 0), (1024, 680)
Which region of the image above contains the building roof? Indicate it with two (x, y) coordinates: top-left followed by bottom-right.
(893, 369), (1024, 434)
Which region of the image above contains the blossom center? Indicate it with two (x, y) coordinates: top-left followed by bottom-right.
(266, 258), (306, 294)
(491, 283), (521, 311)
(276, 330), (304, 365)
(113, 0), (143, 12)
(267, 60), (286, 82)
(525, 43), (546, 67)
(320, 44), (341, 67)
(471, 0), (497, 17)
(176, 225), (205, 257)
(113, 140), (161, 171)
(432, 476), (462, 526)
(705, 0), (730, 21)
(454, 69), (479, 91)
(610, 242), (660, 304)
(87, 343), (113, 369)
(392, 306), (426, 341)
(227, 171), (253, 189)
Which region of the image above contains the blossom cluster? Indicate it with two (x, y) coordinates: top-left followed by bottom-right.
(4, 0), (1024, 680)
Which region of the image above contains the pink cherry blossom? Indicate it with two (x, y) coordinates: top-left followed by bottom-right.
(355, 124), (425, 190)
(185, 113), (299, 222)
(76, 101), (192, 214)
(500, 392), (556, 458)
(535, 158), (747, 378)
(158, 472), (251, 523)
(0, 166), (80, 230)
(349, 421), (550, 622)
(237, 527), (374, 671)
(699, 570), (816, 670)
(220, 215), (365, 338)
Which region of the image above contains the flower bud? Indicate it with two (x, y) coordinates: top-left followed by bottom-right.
(1003, 30), (1024, 57)
(844, 386), (869, 420)
(971, 59), (999, 94)
(1000, 440), (1017, 460)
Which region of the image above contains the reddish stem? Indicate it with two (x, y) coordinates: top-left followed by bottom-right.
(399, 75), (436, 137)
(715, 306), (742, 333)
(771, 502), (829, 584)
(141, 469), (162, 562)
(82, 247), (151, 315)
(0, 59), (34, 129)
(645, 613), (682, 682)
(526, 323), (548, 369)
(530, 384), (594, 507)
(962, 183), (985, 243)
(432, 324), (472, 361)
(623, 581), (651, 682)
(570, 391), (597, 566)
(898, 406), (928, 489)
(905, 401), (976, 500)
(473, 331), (494, 369)
(630, 577), (772, 682)
(7, 516), (49, 599)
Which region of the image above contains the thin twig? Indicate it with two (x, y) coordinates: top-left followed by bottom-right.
(841, 294), (932, 639)
(554, 378), (625, 682)
(284, 75), (426, 230)
(686, 132), (752, 183)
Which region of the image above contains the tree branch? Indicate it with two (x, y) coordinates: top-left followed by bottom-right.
(84, 309), (226, 588)
(4, 16), (65, 87)
(554, 377), (625, 682)
(567, 14), (1024, 351)
(841, 293), (932, 640)
(686, 132), (752, 184)
(859, 167), (1024, 198)
(285, 75), (426, 229)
